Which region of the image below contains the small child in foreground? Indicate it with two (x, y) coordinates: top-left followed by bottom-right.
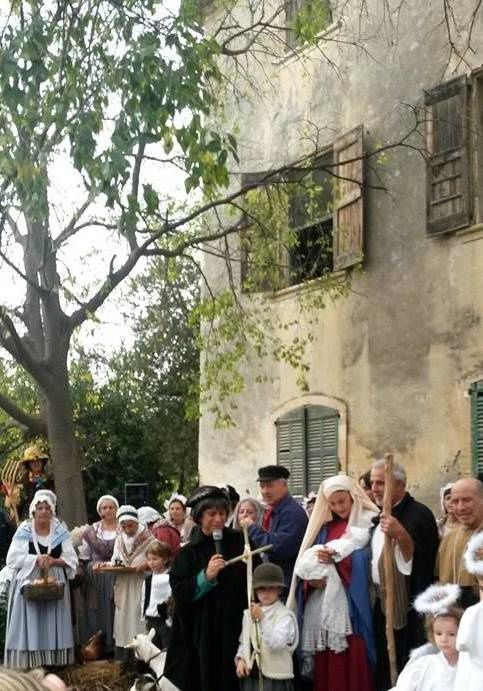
(235, 563), (298, 691)
(141, 540), (173, 651)
(390, 583), (462, 691)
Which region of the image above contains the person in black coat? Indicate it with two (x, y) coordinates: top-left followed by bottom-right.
(369, 459), (439, 691)
(164, 486), (256, 691)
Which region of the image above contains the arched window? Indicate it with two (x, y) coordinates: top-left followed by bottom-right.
(275, 405), (340, 496)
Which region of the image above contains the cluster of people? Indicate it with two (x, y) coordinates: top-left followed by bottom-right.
(0, 458), (482, 691)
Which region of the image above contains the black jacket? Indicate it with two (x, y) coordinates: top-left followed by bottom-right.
(164, 527), (251, 691)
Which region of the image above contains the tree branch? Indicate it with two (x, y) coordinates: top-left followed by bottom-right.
(0, 390), (46, 436)
(53, 194), (95, 251)
(0, 309), (43, 380)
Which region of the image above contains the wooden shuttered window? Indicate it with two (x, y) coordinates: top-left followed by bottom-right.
(333, 125), (364, 271)
(471, 381), (483, 477)
(425, 76), (471, 235)
(276, 405), (340, 495)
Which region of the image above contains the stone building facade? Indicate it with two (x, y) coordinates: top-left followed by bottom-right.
(198, 0), (483, 509)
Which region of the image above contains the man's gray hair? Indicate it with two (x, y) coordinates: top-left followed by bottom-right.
(372, 458), (407, 484)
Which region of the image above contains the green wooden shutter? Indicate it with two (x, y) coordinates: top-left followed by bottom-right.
(306, 406), (339, 491)
(276, 408), (306, 495)
(471, 381), (483, 476)
(276, 405), (339, 494)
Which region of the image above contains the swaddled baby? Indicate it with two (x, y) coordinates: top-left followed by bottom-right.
(294, 525), (370, 581)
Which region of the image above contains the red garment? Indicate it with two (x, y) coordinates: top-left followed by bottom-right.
(262, 505), (273, 530)
(326, 518), (352, 587)
(151, 520), (181, 555)
(314, 634), (375, 691)
(313, 517), (375, 691)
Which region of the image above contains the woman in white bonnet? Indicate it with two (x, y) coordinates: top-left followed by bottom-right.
(288, 474), (378, 691)
(78, 494), (120, 651)
(4, 490), (78, 668)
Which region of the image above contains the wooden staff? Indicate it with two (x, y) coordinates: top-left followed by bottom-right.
(242, 526), (264, 691)
(382, 453), (397, 687)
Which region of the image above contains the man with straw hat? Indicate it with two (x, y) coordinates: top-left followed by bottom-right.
(17, 445), (54, 520)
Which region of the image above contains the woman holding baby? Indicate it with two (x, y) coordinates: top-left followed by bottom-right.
(287, 474), (378, 691)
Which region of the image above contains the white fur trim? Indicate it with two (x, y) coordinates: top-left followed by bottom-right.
(463, 531), (483, 577)
(413, 583), (461, 615)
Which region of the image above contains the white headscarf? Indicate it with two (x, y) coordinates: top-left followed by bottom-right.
(164, 493), (188, 511)
(138, 506), (162, 525)
(29, 490), (57, 518)
(287, 474), (379, 609)
(96, 494), (119, 516)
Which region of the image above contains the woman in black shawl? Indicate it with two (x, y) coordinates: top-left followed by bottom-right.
(164, 486), (251, 691)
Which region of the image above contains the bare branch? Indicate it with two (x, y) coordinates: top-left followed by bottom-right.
(0, 390), (46, 436)
(53, 194), (95, 251)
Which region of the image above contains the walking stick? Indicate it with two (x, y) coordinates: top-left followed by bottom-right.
(242, 525), (264, 691)
(382, 453), (398, 687)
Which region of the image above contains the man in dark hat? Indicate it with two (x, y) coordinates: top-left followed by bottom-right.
(239, 465), (308, 589)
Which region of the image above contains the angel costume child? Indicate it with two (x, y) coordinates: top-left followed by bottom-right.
(453, 531), (483, 691)
(389, 583), (462, 691)
(4, 490), (78, 668)
(288, 474), (379, 691)
(110, 505), (156, 661)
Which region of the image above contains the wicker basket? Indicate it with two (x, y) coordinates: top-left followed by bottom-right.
(22, 567), (64, 601)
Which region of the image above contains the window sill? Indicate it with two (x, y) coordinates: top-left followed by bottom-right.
(457, 223), (483, 243)
(269, 270), (346, 302)
(277, 19), (343, 67)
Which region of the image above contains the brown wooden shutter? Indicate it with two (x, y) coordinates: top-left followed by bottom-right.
(425, 76), (471, 235)
(333, 125), (364, 271)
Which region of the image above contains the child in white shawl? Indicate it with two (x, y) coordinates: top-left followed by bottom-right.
(453, 531), (483, 691)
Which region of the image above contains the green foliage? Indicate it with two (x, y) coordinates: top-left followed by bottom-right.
(0, 0), (234, 225)
(291, 0), (333, 46)
(75, 257), (200, 517)
(189, 171), (350, 427)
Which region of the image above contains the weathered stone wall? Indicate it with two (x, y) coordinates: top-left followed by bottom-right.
(199, 0), (483, 511)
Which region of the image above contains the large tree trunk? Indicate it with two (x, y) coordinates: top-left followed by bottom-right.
(43, 363), (87, 526)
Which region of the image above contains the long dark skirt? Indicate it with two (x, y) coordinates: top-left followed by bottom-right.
(81, 568), (115, 651)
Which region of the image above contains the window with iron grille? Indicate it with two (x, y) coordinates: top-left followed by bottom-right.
(275, 405), (340, 495)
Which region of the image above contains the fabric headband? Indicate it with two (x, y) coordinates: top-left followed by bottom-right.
(96, 495), (119, 516)
(116, 505), (139, 524)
